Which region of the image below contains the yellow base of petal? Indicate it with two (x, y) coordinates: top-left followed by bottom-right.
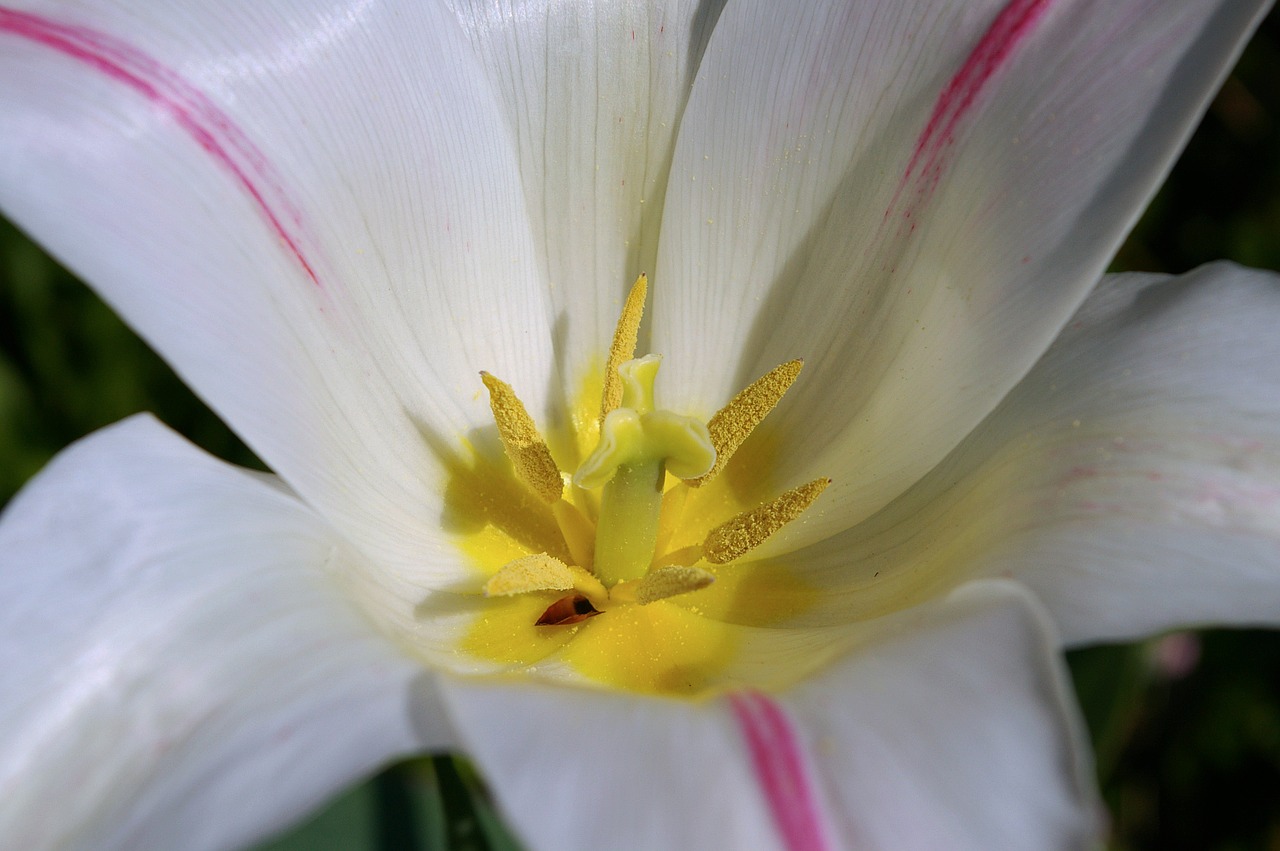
(451, 361), (820, 696)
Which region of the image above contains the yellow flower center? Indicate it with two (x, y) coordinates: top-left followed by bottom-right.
(454, 275), (829, 695)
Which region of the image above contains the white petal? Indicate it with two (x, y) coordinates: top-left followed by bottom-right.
(978, 264), (1280, 643)
(0, 1), (554, 629)
(0, 416), (444, 851)
(443, 0), (723, 375)
(654, 0), (1270, 546)
(440, 580), (1099, 851)
(786, 263), (1280, 645)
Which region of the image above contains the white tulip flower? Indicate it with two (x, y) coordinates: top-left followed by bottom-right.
(1, 1), (1278, 849)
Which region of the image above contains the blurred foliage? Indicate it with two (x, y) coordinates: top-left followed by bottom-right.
(0, 217), (259, 495)
(255, 759), (521, 851)
(1112, 11), (1280, 276)
(0, 8), (1278, 851)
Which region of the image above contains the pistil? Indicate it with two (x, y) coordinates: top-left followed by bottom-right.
(574, 356), (715, 585)
(592, 458), (666, 584)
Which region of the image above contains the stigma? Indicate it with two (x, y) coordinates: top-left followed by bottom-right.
(476, 274), (829, 629)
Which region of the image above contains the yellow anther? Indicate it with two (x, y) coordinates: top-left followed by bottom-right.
(484, 553), (607, 601)
(703, 477), (830, 564)
(611, 565), (715, 605)
(600, 273), (648, 424)
(481, 371), (563, 504)
(637, 566), (716, 604)
(484, 553), (574, 595)
(689, 359), (803, 487)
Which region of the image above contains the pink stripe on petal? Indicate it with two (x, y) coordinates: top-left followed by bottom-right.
(0, 7), (323, 288)
(889, 0), (1055, 223)
(729, 691), (833, 851)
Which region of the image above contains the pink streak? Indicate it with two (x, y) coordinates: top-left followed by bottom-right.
(729, 691), (832, 851)
(889, 0), (1054, 222)
(0, 7), (321, 288)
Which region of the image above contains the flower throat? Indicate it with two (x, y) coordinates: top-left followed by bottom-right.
(475, 274), (829, 630)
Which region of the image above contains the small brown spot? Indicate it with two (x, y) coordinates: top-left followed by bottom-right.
(536, 594), (602, 626)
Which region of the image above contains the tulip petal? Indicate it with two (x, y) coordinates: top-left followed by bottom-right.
(784, 263), (1280, 644)
(0, 0), (554, 630)
(976, 263), (1280, 643)
(654, 0), (1270, 546)
(443, 0), (724, 373)
(0, 416), (444, 851)
(442, 579), (1099, 851)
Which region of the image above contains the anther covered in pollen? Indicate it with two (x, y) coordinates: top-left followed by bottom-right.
(480, 372), (563, 504)
(703, 478), (831, 564)
(460, 274), (831, 694)
(690, 359), (803, 487)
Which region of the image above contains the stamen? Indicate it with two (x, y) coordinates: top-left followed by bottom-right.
(703, 478), (830, 564)
(690, 360), (803, 487)
(652, 545), (704, 570)
(573, 356), (716, 586)
(600, 273), (648, 424)
(653, 483), (691, 557)
(484, 553), (608, 600)
(483, 553), (573, 595)
(634, 566), (715, 604)
(480, 371), (563, 504)
(551, 500), (596, 570)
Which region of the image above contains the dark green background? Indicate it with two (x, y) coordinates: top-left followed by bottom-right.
(1, 10), (1278, 850)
